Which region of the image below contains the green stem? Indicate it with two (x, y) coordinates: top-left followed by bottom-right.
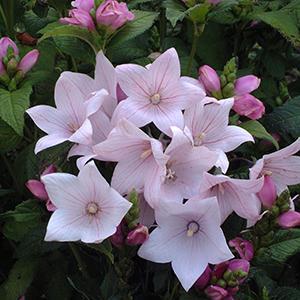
(0, 3), (9, 33)
(169, 281), (179, 300)
(69, 243), (89, 279)
(186, 22), (204, 75)
(1, 154), (19, 193)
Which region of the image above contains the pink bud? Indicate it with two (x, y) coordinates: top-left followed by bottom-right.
(116, 83), (127, 102)
(195, 265), (212, 290)
(41, 164), (57, 176)
(18, 49), (40, 74)
(233, 94), (265, 120)
(110, 222), (125, 247)
(257, 175), (277, 208)
(228, 259), (250, 274)
(198, 65), (221, 94)
(234, 75), (261, 96)
(278, 211), (300, 229)
(60, 9), (96, 31)
(229, 237), (254, 261)
(71, 0), (94, 12)
(126, 224), (149, 245)
(96, 0), (135, 30)
(205, 285), (229, 300)
(26, 179), (48, 201)
(46, 199), (57, 212)
(0, 37), (19, 59)
(212, 261), (229, 279)
(228, 259), (250, 284)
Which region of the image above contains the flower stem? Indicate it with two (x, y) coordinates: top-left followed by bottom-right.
(0, 3), (8, 33)
(69, 243), (89, 279)
(186, 22), (205, 75)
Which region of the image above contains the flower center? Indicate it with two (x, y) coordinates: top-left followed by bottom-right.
(194, 133), (206, 146)
(262, 170), (272, 176)
(86, 202), (99, 215)
(150, 93), (161, 105)
(165, 166), (177, 183)
(186, 221), (200, 237)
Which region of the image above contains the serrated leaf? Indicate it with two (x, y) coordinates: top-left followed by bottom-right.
(0, 257), (39, 300)
(263, 96), (300, 139)
(0, 200), (44, 241)
(239, 120), (279, 150)
(163, 0), (186, 27)
(38, 23), (99, 54)
(253, 5), (300, 46)
(108, 10), (159, 47)
(0, 85), (32, 135)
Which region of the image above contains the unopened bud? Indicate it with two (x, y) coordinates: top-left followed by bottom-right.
(126, 224), (149, 246)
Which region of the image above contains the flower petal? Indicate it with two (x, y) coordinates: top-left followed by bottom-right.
(35, 133), (69, 154)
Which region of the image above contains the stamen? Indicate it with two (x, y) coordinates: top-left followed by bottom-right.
(150, 93), (161, 105)
(187, 221), (200, 237)
(165, 167), (177, 182)
(262, 170), (272, 176)
(86, 202), (99, 215)
(140, 149), (152, 159)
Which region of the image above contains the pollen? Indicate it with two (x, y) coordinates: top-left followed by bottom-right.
(186, 221), (200, 237)
(150, 93), (161, 104)
(140, 148), (152, 159)
(86, 202), (99, 215)
(194, 132), (206, 146)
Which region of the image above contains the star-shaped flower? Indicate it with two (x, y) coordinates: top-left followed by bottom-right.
(184, 97), (253, 172)
(138, 197), (233, 291)
(42, 161), (132, 243)
(112, 48), (205, 135)
(250, 138), (300, 193)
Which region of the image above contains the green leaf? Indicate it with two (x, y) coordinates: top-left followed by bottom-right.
(263, 96), (300, 139)
(253, 4), (300, 47)
(109, 10), (159, 47)
(0, 85), (32, 136)
(163, 0), (186, 27)
(38, 23), (99, 54)
(0, 118), (22, 153)
(86, 240), (114, 264)
(0, 257), (39, 300)
(208, 0), (239, 24)
(0, 199), (44, 241)
(239, 120), (279, 150)
(271, 287), (300, 300)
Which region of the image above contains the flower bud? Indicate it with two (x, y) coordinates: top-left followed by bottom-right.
(234, 75), (261, 96)
(222, 82), (235, 98)
(233, 94), (265, 120)
(194, 265), (212, 290)
(126, 224), (149, 245)
(18, 49), (40, 74)
(42, 164), (57, 176)
(60, 9), (96, 31)
(205, 285), (229, 300)
(6, 58), (19, 76)
(0, 60), (6, 76)
(71, 0), (94, 12)
(110, 222), (125, 247)
(257, 175), (277, 208)
(96, 0), (135, 31)
(0, 37), (19, 59)
(228, 259), (250, 283)
(229, 237), (254, 261)
(278, 211), (300, 229)
(26, 179), (48, 200)
(198, 65), (221, 94)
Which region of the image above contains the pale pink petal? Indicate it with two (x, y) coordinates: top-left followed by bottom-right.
(215, 150), (229, 173)
(235, 75), (260, 96)
(26, 105), (71, 134)
(138, 194), (155, 227)
(44, 209), (86, 242)
(42, 173), (87, 209)
(148, 48), (180, 93)
(264, 138), (300, 161)
(69, 118), (93, 145)
(54, 72), (87, 125)
(180, 76), (206, 93)
(111, 98), (152, 128)
(116, 64), (150, 98)
(35, 133), (69, 154)
(89, 109), (112, 144)
(249, 158), (264, 179)
(95, 51), (117, 99)
(84, 89), (109, 117)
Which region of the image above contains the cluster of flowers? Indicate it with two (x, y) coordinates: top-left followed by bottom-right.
(26, 47), (300, 295)
(0, 37), (39, 89)
(60, 0), (134, 32)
